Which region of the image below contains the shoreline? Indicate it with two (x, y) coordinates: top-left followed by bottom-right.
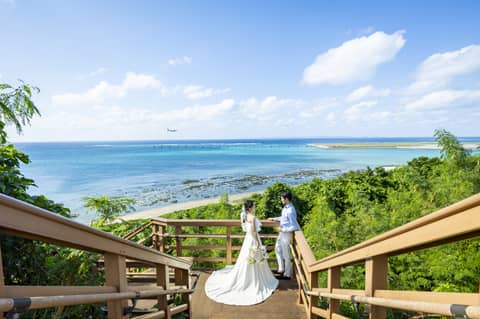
(307, 142), (480, 150)
(119, 163), (398, 221)
(120, 190), (264, 221)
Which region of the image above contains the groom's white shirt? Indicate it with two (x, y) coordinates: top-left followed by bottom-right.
(273, 203), (300, 232)
(273, 202), (299, 277)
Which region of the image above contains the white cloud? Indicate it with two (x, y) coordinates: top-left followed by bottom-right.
(14, 98), (237, 141)
(326, 112), (337, 126)
(53, 72), (166, 105)
(346, 85), (391, 102)
(182, 85), (230, 100)
(343, 101), (378, 123)
(160, 99), (235, 121)
(168, 56), (192, 66)
(239, 96), (303, 120)
(298, 98), (338, 118)
(303, 30), (406, 85)
(408, 45), (480, 94)
(368, 111), (395, 124)
(89, 67), (108, 77)
(405, 89), (480, 111)
(359, 26), (376, 36)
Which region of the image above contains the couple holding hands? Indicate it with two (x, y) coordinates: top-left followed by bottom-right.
(205, 190), (300, 306)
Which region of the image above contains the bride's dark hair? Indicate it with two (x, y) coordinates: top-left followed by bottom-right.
(242, 200), (255, 223)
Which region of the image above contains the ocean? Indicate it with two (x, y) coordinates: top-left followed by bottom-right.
(13, 137), (478, 223)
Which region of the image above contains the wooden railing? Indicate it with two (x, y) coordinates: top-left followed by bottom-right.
(291, 193), (480, 319)
(0, 194), (195, 319)
(5, 190), (479, 319)
(125, 218), (280, 266)
(125, 193), (480, 319)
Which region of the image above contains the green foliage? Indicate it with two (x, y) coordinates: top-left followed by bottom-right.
(0, 81), (40, 142)
(434, 128), (471, 162)
(84, 195), (136, 226)
(163, 130), (480, 302)
(0, 81), (102, 318)
(219, 193), (229, 204)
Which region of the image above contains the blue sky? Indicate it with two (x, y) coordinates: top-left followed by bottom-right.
(1, 0), (480, 141)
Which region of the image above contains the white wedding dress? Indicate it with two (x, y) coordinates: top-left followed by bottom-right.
(205, 217), (279, 305)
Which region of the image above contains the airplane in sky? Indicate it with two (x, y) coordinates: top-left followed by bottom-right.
(167, 128), (178, 132)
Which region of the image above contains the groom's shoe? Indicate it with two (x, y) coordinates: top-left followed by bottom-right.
(278, 275), (291, 280)
(273, 270), (283, 275)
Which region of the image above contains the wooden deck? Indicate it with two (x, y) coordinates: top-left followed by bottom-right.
(191, 271), (306, 319)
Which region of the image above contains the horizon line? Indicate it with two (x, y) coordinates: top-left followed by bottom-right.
(10, 135), (480, 144)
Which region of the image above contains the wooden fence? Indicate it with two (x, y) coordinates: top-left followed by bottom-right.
(126, 193), (480, 319)
(0, 194), (195, 319)
(291, 193), (480, 319)
(3, 191), (480, 319)
(124, 218), (280, 266)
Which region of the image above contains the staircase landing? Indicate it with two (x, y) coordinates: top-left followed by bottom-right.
(191, 271), (306, 319)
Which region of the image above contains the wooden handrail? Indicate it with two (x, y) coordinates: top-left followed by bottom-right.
(129, 217), (281, 266)
(0, 287), (195, 312)
(289, 192), (480, 319)
(309, 193), (480, 270)
(0, 193), (195, 319)
(152, 217), (279, 227)
(124, 221), (153, 240)
(0, 194), (191, 270)
(293, 230), (316, 267)
(306, 291), (480, 319)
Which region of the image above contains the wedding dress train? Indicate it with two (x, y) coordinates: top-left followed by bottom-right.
(204, 217), (279, 305)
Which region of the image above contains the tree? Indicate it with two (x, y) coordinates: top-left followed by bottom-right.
(83, 195), (136, 226)
(0, 81), (40, 143)
(0, 82), (104, 318)
(434, 128), (470, 162)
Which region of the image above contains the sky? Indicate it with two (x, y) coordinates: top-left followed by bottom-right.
(1, 0), (480, 141)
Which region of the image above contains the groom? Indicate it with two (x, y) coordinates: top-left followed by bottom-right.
(268, 190), (300, 280)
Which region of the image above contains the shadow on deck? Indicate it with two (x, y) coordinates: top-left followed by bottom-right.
(191, 271), (306, 319)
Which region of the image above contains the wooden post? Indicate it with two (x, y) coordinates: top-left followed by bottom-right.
(159, 225), (166, 253)
(153, 223), (160, 251)
(0, 243), (6, 319)
(226, 226), (232, 265)
(175, 226), (182, 257)
(365, 255), (388, 319)
(327, 267), (340, 319)
(174, 226), (184, 285)
(309, 271), (319, 319)
(179, 269), (192, 318)
(157, 264), (171, 319)
(296, 271), (303, 304)
(295, 247), (303, 305)
(104, 253), (128, 319)
(0, 243), (5, 296)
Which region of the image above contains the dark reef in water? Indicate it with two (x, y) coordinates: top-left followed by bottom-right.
(131, 168), (342, 210)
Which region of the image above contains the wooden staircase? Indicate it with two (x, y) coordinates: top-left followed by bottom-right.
(2, 193), (480, 319)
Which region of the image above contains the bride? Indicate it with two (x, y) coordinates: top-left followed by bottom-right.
(205, 200), (279, 305)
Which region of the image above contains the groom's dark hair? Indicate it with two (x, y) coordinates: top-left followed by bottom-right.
(281, 190), (292, 201)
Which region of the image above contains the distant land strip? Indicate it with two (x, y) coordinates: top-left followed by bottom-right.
(307, 142), (480, 150)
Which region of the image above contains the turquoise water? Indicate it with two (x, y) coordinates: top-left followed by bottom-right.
(14, 137), (469, 223)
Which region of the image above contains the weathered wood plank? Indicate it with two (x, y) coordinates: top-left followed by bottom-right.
(310, 194), (480, 272)
(0, 194), (191, 270)
(104, 253), (128, 319)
